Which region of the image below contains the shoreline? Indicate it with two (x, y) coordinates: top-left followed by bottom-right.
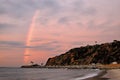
(75, 69), (120, 80)
(103, 69), (120, 80)
(83, 70), (108, 80)
(21, 64), (120, 70)
(1, 68), (120, 80)
(86, 69), (120, 80)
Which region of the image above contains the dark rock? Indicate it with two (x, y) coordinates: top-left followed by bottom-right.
(21, 64), (40, 68)
(46, 40), (120, 66)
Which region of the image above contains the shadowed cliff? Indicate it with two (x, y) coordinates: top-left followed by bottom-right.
(46, 40), (120, 66)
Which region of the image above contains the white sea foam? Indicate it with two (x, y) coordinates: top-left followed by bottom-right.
(72, 73), (98, 80)
(72, 69), (104, 80)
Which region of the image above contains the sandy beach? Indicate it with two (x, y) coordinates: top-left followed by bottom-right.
(102, 69), (120, 80)
(82, 69), (120, 80)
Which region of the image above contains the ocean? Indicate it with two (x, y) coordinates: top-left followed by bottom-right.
(0, 67), (119, 80)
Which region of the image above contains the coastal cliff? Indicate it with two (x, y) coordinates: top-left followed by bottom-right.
(46, 40), (120, 66)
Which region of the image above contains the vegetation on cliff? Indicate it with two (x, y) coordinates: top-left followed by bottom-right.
(46, 40), (120, 66)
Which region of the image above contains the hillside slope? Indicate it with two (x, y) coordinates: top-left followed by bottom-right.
(46, 40), (120, 66)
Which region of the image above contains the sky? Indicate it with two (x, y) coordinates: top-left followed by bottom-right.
(0, 0), (120, 67)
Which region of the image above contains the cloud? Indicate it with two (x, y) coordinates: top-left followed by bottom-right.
(0, 0), (120, 67)
(38, 0), (97, 26)
(70, 0), (96, 15)
(37, 0), (60, 9)
(25, 45), (60, 51)
(36, 0), (62, 16)
(0, 0), (36, 19)
(29, 40), (61, 51)
(0, 23), (26, 36)
(0, 23), (13, 29)
(0, 0), (62, 19)
(0, 23), (16, 33)
(0, 39), (61, 52)
(0, 0), (97, 26)
(58, 17), (70, 25)
(0, 23), (15, 29)
(0, 40), (24, 48)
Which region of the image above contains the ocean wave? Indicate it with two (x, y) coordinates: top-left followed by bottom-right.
(72, 70), (106, 80)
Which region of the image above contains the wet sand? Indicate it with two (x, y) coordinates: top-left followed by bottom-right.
(103, 69), (120, 80)
(84, 70), (108, 80)
(84, 69), (120, 80)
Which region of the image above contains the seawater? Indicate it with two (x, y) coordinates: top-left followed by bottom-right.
(0, 68), (107, 80)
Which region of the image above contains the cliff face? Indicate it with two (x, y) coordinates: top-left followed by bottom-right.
(46, 40), (120, 66)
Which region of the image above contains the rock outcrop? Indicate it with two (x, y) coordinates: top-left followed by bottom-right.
(46, 40), (120, 66)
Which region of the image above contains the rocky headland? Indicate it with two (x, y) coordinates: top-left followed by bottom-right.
(46, 40), (120, 67)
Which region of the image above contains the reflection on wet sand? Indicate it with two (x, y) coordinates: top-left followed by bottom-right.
(85, 78), (109, 80)
(85, 70), (110, 80)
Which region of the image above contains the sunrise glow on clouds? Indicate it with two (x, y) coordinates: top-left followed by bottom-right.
(0, 0), (120, 66)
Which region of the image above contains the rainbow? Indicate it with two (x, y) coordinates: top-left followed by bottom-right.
(24, 10), (39, 65)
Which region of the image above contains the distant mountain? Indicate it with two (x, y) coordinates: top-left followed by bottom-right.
(46, 40), (120, 66)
